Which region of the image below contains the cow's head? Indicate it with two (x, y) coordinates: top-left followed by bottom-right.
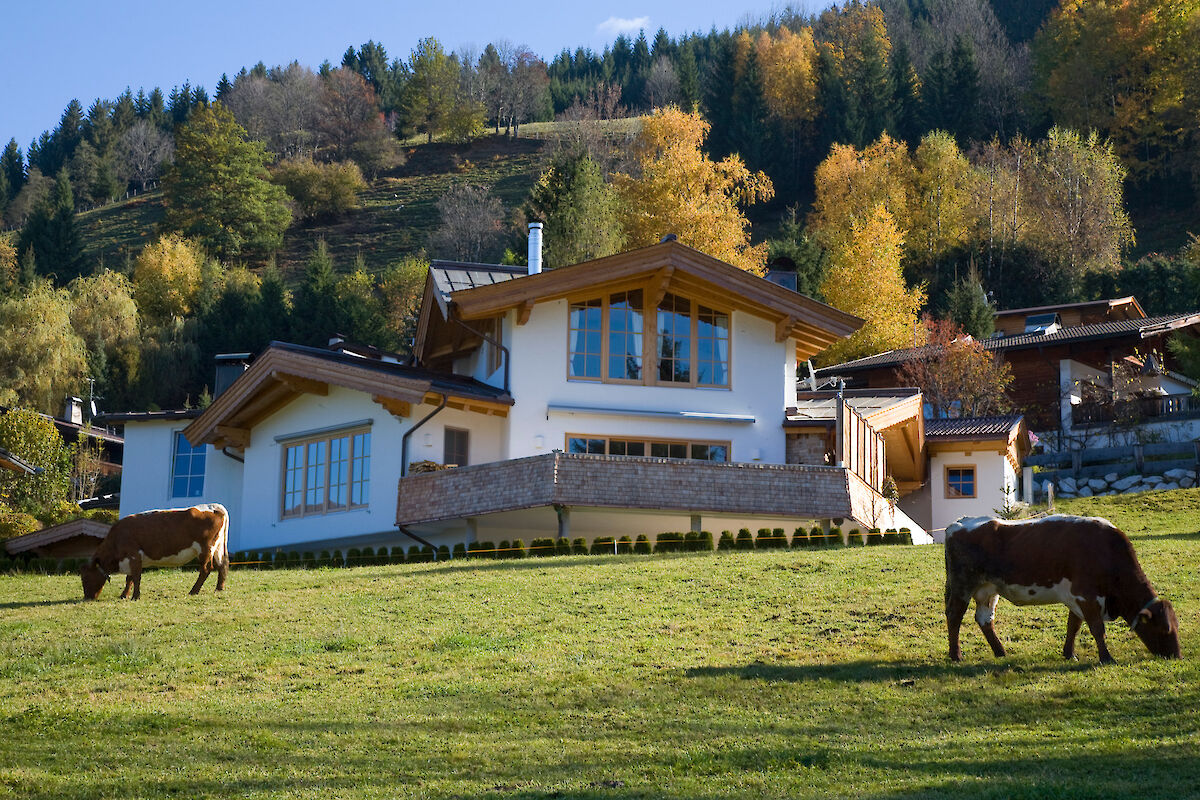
(80, 560), (109, 600)
(1133, 598), (1181, 659)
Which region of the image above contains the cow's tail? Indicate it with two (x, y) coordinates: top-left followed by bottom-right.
(214, 503), (230, 570)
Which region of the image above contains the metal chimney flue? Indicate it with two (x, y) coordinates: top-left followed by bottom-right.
(528, 222), (543, 275)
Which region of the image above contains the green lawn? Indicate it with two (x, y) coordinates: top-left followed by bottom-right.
(2, 491), (1198, 799)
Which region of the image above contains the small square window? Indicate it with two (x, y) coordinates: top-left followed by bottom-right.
(946, 467), (976, 498)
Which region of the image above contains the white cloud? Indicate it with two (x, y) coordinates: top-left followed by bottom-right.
(596, 15), (651, 37)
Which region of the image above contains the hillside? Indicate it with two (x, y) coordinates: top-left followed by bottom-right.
(77, 135), (548, 278)
(2, 490), (1197, 799)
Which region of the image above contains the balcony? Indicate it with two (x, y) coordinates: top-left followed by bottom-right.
(395, 452), (911, 536)
(1072, 394), (1200, 427)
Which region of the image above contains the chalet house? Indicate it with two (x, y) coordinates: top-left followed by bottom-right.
(816, 297), (1200, 449)
(105, 236), (1028, 553)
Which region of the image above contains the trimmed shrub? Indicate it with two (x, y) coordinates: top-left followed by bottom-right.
(634, 534), (651, 554)
(498, 540), (511, 559)
(590, 536), (615, 555)
(556, 537), (572, 556)
(617, 535), (633, 554)
(436, 545), (450, 561)
(654, 531), (684, 553)
(828, 528), (842, 547)
(452, 543), (466, 559)
(405, 545), (420, 562)
(271, 551), (286, 569)
(361, 546), (376, 564)
(684, 531), (700, 551)
(898, 527), (913, 545)
(717, 530), (735, 551)
(330, 550), (344, 568)
(421, 545), (436, 562)
(510, 540), (526, 559)
(231, 551), (246, 569)
(316, 550), (330, 567)
(699, 530), (715, 551)
(347, 548), (362, 566)
(571, 537), (588, 555)
(879, 529), (896, 546)
(736, 528), (754, 551)
(390, 546), (405, 563)
(466, 541), (482, 558)
(530, 537), (556, 557)
(791, 528), (808, 549)
(301, 551), (316, 569)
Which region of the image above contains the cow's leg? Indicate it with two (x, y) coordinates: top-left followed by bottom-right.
(1079, 601), (1115, 665)
(189, 563), (211, 595)
(215, 550), (228, 592)
(119, 575), (135, 599)
(1063, 611), (1083, 660)
(128, 559), (143, 601)
(946, 586), (970, 662)
(975, 593), (1006, 658)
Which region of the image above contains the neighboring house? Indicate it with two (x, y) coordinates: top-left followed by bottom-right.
(107, 238), (1026, 554)
(4, 518), (111, 560)
(0, 447), (39, 475)
(816, 297), (1200, 449)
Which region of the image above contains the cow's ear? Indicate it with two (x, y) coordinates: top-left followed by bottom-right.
(1139, 608), (1153, 622)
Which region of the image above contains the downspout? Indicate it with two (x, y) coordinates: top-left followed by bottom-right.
(400, 394), (448, 477)
(221, 447), (245, 463)
(396, 525), (441, 561)
(451, 316), (510, 396)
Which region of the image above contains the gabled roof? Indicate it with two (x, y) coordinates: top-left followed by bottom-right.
(994, 296), (1145, 321)
(925, 415), (1024, 439)
(818, 312), (1200, 375)
(0, 447), (39, 475)
(785, 388), (922, 429)
(3, 518), (111, 555)
(417, 241), (864, 364)
(183, 341), (512, 449)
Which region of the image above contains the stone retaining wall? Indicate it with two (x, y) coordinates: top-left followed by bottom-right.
(1043, 467), (1197, 499)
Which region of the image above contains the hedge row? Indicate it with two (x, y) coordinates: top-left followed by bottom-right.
(0, 527), (915, 576)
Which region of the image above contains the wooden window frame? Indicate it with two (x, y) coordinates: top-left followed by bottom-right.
(280, 425), (371, 520)
(564, 433), (731, 462)
(945, 465), (977, 499)
(566, 285), (730, 389)
(444, 427), (470, 467)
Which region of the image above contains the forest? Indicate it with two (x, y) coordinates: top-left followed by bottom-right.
(1, 0), (1199, 430)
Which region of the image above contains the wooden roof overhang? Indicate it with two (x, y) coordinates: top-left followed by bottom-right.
(441, 241), (864, 362)
(926, 419), (1030, 473)
(184, 345), (510, 450)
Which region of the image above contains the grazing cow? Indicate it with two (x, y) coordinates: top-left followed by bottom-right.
(81, 504), (229, 600)
(945, 515), (1180, 664)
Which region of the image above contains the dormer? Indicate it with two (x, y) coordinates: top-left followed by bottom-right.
(1023, 312), (1062, 335)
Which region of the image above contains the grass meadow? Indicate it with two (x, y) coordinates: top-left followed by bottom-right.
(2, 490), (1198, 799)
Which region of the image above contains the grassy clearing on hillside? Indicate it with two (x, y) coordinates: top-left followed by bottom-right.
(2, 491), (1198, 799)
(74, 137), (545, 279)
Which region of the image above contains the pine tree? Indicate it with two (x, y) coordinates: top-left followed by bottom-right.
(944, 266), (995, 339)
(526, 150), (624, 267)
(889, 42), (922, 145)
(291, 240), (342, 345)
(17, 169), (85, 284)
(947, 36), (981, 143)
(112, 90), (137, 133)
(675, 41), (700, 110)
(215, 73), (233, 101)
(1, 139), (24, 196)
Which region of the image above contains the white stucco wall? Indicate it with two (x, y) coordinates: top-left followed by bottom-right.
(117, 419), (244, 536)
(234, 385), (505, 551)
(504, 299), (792, 463)
(929, 447), (1017, 535)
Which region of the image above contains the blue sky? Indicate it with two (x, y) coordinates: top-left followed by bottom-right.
(2, 0), (829, 152)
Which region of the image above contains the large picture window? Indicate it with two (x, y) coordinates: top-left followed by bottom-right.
(282, 427), (370, 519)
(171, 432), (206, 498)
(569, 289), (728, 388)
(567, 435), (729, 462)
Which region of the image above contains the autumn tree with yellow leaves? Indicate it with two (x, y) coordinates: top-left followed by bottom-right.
(613, 107), (774, 272)
(816, 206), (925, 364)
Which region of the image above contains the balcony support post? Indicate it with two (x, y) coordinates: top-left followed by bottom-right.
(554, 504), (570, 540)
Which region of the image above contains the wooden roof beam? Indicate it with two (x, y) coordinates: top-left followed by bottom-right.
(272, 371), (328, 396)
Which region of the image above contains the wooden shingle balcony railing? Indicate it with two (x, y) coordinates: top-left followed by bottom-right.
(1072, 394), (1200, 427)
(395, 452), (864, 527)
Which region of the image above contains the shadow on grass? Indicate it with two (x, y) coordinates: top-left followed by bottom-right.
(1131, 530), (1200, 542)
(0, 598), (81, 610)
(685, 658), (1097, 683)
(403, 551), (718, 577)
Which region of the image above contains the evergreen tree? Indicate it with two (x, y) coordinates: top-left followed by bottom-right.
(944, 266), (995, 338)
(291, 240), (342, 345)
(730, 46), (773, 174)
(48, 99), (85, 176)
(1, 139), (24, 196)
(890, 41), (922, 145)
(526, 149), (624, 267)
(922, 48), (952, 136)
(17, 169), (85, 284)
(112, 89), (137, 132)
(947, 36), (981, 142)
(215, 73), (233, 101)
(162, 103), (291, 258)
(676, 40), (700, 110)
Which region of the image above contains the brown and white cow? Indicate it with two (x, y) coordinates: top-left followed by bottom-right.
(945, 515), (1180, 664)
(81, 504), (229, 600)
